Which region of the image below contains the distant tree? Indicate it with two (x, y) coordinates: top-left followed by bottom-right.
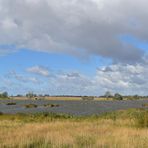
(133, 95), (139, 100)
(114, 93), (123, 100)
(104, 91), (113, 98)
(16, 94), (23, 97)
(44, 94), (50, 97)
(0, 91), (8, 98)
(2, 92), (8, 98)
(26, 92), (36, 98)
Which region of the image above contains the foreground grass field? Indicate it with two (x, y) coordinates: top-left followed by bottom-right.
(0, 109), (148, 148)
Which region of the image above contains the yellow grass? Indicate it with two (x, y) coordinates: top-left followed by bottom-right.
(12, 96), (111, 101)
(0, 118), (148, 148)
(12, 96), (82, 101)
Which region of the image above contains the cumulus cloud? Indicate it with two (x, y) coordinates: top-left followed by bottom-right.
(54, 63), (148, 95)
(95, 63), (148, 95)
(27, 66), (50, 77)
(5, 71), (40, 83)
(23, 63), (148, 95)
(0, 0), (147, 63)
(1, 62), (148, 95)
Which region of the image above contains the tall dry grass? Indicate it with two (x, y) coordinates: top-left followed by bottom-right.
(0, 110), (148, 148)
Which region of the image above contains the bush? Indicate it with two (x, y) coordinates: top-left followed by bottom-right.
(142, 103), (148, 107)
(0, 91), (9, 99)
(26, 92), (37, 98)
(114, 93), (123, 100)
(25, 104), (38, 108)
(6, 102), (16, 105)
(44, 104), (60, 107)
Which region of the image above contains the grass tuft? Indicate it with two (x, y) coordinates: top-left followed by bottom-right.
(142, 103), (148, 107)
(43, 104), (60, 107)
(25, 104), (38, 108)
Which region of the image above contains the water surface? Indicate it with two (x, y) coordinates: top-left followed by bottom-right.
(0, 99), (148, 116)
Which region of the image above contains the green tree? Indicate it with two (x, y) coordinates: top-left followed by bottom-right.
(0, 91), (8, 98)
(104, 91), (113, 98)
(114, 93), (123, 100)
(26, 92), (36, 98)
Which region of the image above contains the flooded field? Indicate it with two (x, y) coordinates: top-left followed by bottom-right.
(0, 99), (148, 116)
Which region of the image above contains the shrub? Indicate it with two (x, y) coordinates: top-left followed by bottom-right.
(114, 93), (123, 100)
(0, 91), (9, 99)
(26, 92), (37, 98)
(142, 103), (148, 107)
(44, 104), (60, 107)
(104, 91), (113, 98)
(6, 102), (16, 105)
(25, 104), (38, 108)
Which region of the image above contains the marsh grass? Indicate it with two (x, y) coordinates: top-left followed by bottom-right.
(0, 109), (148, 148)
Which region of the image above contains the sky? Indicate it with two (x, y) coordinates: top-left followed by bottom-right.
(0, 0), (148, 96)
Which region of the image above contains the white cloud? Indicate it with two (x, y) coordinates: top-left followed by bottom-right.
(5, 70), (40, 83)
(95, 63), (148, 95)
(1, 62), (148, 95)
(0, 0), (148, 95)
(24, 63), (148, 95)
(27, 66), (49, 77)
(0, 0), (147, 63)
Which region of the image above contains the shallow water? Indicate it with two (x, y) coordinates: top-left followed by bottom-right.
(0, 99), (148, 116)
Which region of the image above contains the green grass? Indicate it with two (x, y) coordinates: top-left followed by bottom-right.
(0, 97), (10, 100)
(0, 108), (147, 127)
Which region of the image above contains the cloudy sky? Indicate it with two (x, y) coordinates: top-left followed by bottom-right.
(0, 0), (148, 96)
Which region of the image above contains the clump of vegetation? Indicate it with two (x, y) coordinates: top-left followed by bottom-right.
(101, 109), (148, 128)
(6, 102), (16, 105)
(25, 104), (38, 108)
(142, 103), (148, 107)
(113, 93), (123, 100)
(125, 95), (140, 100)
(26, 92), (37, 99)
(43, 104), (60, 107)
(75, 136), (96, 147)
(0, 91), (9, 99)
(133, 109), (148, 128)
(104, 91), (113, 98)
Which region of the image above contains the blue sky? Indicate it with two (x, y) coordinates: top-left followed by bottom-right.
(0, 49), (111, 76)
(0, 0), (148, 96)
(0, 49), (112, 95)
